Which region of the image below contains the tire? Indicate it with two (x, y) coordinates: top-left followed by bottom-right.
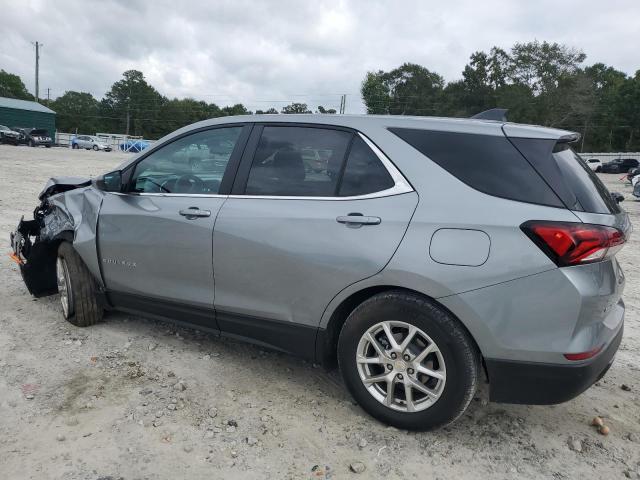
(56, 241), (103, 327)
(338, 291), (480, 431)
(92, 145), (99, 151)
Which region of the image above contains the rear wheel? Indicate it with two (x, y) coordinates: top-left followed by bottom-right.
(92, 145), (99, 151)
(338, 291), (480, 430)
(56, 242), (103, 327)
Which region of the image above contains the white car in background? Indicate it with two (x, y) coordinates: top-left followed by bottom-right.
(585, 158), (602, 172)
(72, 135), (112, 152)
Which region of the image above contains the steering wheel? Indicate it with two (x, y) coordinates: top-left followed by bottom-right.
(175, 174), (204, 194)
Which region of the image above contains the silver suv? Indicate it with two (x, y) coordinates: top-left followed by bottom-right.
(10, 114), (629, 430)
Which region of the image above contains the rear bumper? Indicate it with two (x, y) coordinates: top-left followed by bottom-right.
(486, 324), (623, 404)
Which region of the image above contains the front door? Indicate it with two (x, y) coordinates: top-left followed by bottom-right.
(98, 125), (249, 328)
(212, 125), (418, 356)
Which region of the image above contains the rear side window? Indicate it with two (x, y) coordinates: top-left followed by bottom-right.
(246, 126), (352, 196)
(339, 137), (394, 196)
(389, 128), (563, 207)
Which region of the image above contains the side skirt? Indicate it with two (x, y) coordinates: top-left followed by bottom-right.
(108, 292), (318, 362)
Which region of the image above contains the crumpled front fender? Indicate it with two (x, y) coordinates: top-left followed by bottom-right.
(10, 183), (105, 296)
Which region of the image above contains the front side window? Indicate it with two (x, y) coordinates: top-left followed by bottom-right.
(245, 126), (351, 196)
(131, 127), (242, 194)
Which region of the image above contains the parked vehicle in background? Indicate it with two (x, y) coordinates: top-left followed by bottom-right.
(600, 158), (640, 173)
(624, 167), (639, 182)
(585, 158), (602, 172)
(72, 135), (112, 151)
(9, 113), (629, 431)
(119, 139), (150, 153)
(13, 127), (53, 147)
(0, 125), (20, 145)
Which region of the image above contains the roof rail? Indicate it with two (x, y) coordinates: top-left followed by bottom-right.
(471, 108), (508, 122)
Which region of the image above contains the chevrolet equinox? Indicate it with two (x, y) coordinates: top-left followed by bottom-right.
(10, 113), (629, 430)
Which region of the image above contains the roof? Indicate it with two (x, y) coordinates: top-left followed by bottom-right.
(0, 96), (55, 114)
(163, 113), (575, 143)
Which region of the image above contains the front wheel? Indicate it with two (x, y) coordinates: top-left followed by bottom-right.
(56, 242), (103, 327)
(93, 145), (99, 151)
(338, 291), (480, 430)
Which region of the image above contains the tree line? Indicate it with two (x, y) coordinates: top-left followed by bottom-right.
(362, 41), (640, 152)
(0, 69), (336, 139)
(1, 40), (639, 151)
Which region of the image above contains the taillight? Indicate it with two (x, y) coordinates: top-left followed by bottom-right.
(521, 221), (626, 266)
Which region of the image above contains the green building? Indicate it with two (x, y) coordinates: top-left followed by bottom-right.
(0, 96), (56, 136)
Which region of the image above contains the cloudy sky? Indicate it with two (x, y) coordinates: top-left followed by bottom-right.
(2, 0), (639, 113)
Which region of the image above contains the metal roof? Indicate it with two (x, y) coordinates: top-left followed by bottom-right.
(0, 96), (55, 114)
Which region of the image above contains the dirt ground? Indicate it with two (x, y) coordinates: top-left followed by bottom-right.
(0, 144), (639, 480)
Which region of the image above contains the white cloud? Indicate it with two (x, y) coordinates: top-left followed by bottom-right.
(1, 0), (638, 113)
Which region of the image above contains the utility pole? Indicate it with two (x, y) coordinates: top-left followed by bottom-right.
(46, 88), (50, 101)
(125, 85), (131, 136)
(32, 41), (41, 102)
(339, 94), (346, 114)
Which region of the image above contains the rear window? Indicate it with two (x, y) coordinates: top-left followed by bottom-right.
(389, 128), (563, 207)
(510, 138), (619, 214)
(552, 145), (619, 214)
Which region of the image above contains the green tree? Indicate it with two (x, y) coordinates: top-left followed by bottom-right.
(100, 70), (166, 138)
(221, 104), (250, 116)
(361, 63), (445, 115)
(0, 70), (32, 100)
(50, 91), (100, 133)
(281, 102), (312, 114)
(256, 107), (279, 114)
(317, 106), (337, 114)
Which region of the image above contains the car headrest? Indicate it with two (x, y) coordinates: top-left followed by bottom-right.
(273, 150), (305, 181)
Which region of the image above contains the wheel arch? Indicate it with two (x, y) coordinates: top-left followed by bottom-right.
(315, 285), (485, 370)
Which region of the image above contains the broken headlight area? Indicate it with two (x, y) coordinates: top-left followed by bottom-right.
(10, 202), (73, 297)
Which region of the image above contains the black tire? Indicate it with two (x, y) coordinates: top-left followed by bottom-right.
(57, 242), (103, 327)
(92, 145), (99, 151)
(338, 291), (480, 430)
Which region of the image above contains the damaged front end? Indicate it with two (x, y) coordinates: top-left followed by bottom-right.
(9, 177), (96, 297)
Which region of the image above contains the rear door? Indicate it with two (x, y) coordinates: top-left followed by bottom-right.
(98, 124), (250, 329)
(212, 124), (418, 357)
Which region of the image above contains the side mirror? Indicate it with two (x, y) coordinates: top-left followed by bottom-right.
(95, 170), (122, 192)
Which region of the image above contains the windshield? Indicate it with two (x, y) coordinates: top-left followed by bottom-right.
(0, 125), (10, 131)
(31, 129), (47, 135)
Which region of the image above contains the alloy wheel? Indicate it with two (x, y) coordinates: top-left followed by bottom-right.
(356, 320), (446, 412)
(56, 257), (74, 318)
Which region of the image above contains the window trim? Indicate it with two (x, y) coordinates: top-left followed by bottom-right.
(122, 123), (252, 196)
(232, 124), (412, 200)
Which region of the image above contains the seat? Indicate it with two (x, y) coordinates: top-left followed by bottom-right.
(272, 150), (305, 181)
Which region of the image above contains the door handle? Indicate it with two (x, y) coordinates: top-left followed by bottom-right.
(336, 214), (381, 226)
(179, 207), (211, 218)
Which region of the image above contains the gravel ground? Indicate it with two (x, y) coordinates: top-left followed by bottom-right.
(0, 144), (639, 480)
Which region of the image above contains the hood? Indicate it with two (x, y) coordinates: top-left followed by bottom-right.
(38, 176), (92, 200)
